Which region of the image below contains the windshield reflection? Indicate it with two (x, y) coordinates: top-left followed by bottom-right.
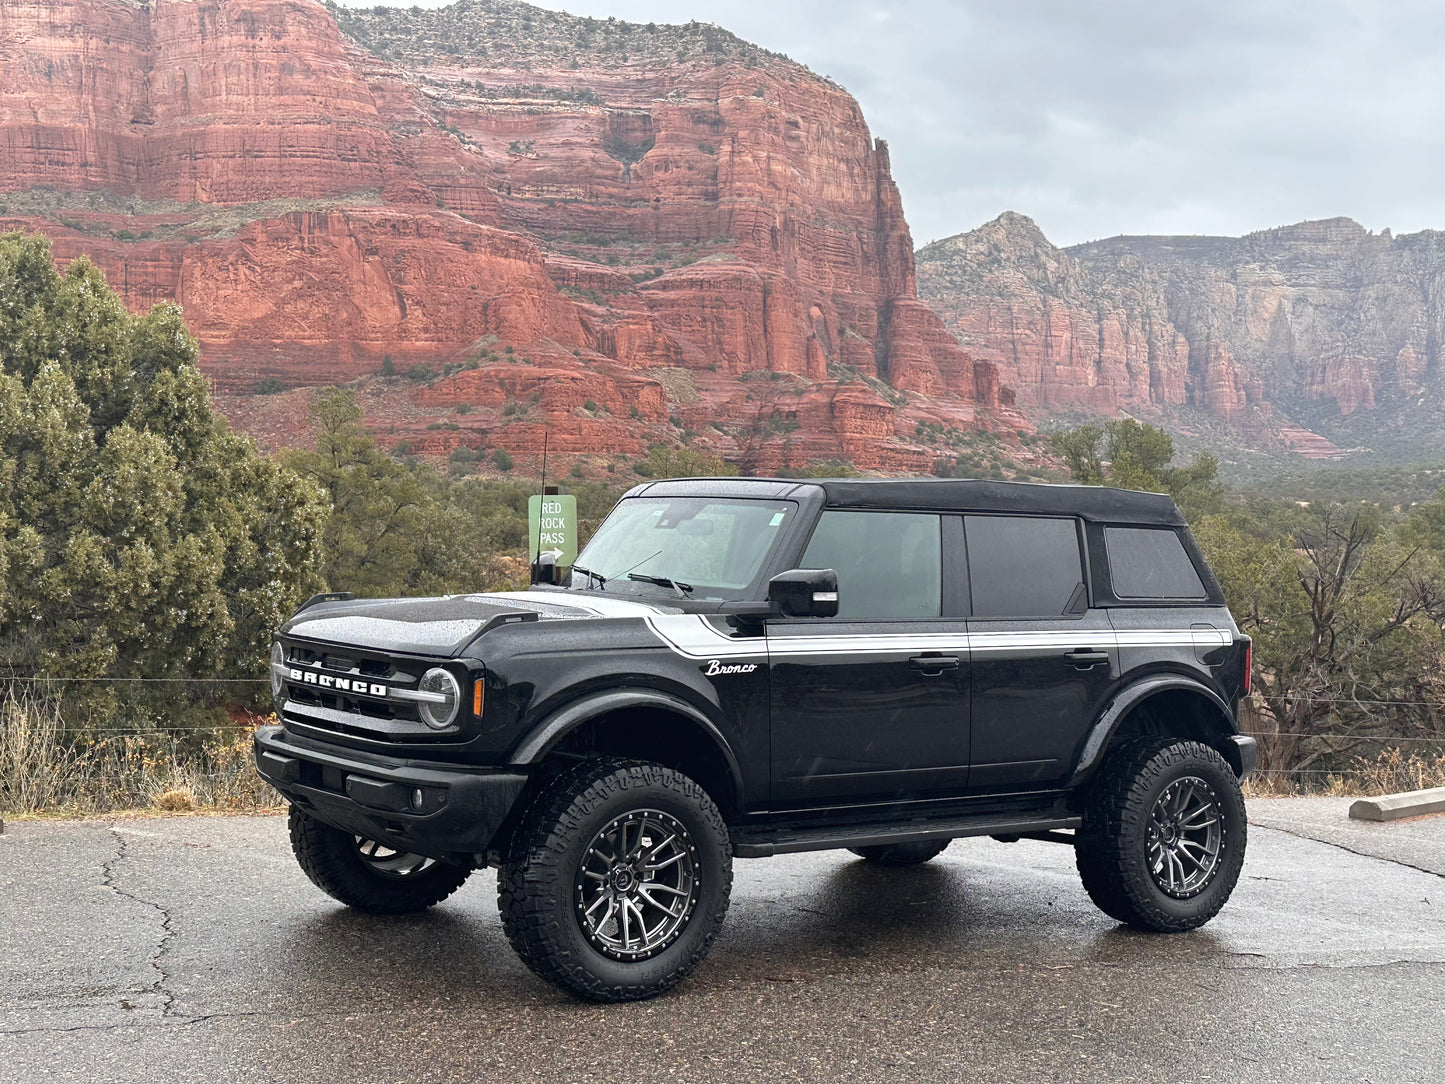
(568, 497), (793, 598)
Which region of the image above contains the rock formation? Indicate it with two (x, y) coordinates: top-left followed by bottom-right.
(0, 0), (1020, 471)
(919, 211), (1445, 456)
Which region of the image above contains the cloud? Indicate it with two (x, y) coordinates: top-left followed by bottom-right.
(334, 0), (1445, 246)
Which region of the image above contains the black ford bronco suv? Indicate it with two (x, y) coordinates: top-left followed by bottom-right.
(255, 477), (1255, 1001)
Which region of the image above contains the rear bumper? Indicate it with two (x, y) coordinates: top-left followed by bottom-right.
(1227, 734), (1258, 779)
(253, 725), (527, 862)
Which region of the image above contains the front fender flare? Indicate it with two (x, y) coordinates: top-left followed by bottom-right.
(1068, 675), (1237, 787)
(507, 688), (745, 800)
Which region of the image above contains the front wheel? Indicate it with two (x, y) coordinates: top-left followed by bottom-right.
(498, 758), (733, 1002)
(288, 807), (472, 914)
(1076, 738), (1247, 932)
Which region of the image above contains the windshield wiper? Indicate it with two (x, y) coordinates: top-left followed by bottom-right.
(627, 573), (693, 597)
(571, 565), (607, 590)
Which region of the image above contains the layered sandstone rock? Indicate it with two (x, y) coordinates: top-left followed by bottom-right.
(0, 0), (1018, 471)
(918, 211), (1445, 450)
(917, 212), (1250, 416)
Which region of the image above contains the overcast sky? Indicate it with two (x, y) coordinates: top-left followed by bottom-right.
(337, 1), (1445, 247)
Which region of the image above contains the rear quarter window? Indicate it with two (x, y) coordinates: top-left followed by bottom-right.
(964, 515), (1084, 618)
(1105, 527), (1207, 600)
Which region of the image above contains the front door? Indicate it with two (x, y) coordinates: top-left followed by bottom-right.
(768, 510), (971, 805)
(963, 514), (1119, 788)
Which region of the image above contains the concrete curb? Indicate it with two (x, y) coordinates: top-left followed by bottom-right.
(1349, 786), (1445, 822)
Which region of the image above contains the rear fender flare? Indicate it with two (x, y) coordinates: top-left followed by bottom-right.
(1069, 675), (1237, 787)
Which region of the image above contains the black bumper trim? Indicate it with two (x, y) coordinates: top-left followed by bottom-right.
(1227, 734), (1258, 779)
(253, 726), (528, 860)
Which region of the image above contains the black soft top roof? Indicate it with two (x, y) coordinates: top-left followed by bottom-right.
(631, 477), (1185, 526)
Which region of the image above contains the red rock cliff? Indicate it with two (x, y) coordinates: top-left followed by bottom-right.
(0, 0), (1019, 471)
(918, 212), (1445, 457)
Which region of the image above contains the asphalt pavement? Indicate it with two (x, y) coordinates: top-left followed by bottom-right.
(2, 800), (1443, 1084)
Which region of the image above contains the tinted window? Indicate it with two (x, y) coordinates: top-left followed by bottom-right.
(801, 511), (942, 619)
(965, 516), (1083, 618)
(1105, 527), (1207, 599)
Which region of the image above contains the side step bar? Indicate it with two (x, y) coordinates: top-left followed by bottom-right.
(731, 814), (1082, 858)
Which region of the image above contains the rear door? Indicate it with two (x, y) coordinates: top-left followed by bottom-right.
(964, 514), (1118, 789)
(768, 510), (971, 805)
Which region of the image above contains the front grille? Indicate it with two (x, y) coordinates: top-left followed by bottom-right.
(279, 641), (462, 743)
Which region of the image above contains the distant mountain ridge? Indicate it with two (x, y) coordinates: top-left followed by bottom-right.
(917, 212), (1445, 458)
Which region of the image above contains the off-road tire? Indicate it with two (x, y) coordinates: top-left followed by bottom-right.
(848, 840), (951, 866)
(288, 806), (471, 915)
(498, 758), (733, 1002)
(1076, 737), (1246, 932)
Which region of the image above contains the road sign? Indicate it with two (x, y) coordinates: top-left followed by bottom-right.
(528, 494), (578, 566)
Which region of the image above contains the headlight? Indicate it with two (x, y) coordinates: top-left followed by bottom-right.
(269, 642), (288, 709)
(417, 667), (461, 730)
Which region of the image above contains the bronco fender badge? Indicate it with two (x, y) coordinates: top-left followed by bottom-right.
(704, 660), (758, 676)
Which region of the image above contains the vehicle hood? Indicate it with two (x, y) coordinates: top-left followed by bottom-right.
(281, 590), (678, 657)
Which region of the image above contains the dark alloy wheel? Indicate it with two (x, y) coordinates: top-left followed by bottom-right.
(848, 839), (951, 866)
(575, 809), (701, 961)
(288, 807), (471, 915)
(1146, 776), (1224, 898)
(1076, 737), (1247, 932)
(498, 758), (733, 1002)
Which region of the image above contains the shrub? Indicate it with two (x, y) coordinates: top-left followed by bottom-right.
(491, 448), (514, 471)
(253, 377), (286, 395)
(0, 231), (326, 706)
(406, 363), (435, 382)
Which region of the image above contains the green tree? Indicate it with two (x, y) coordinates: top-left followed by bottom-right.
(0, 232), (326, 701)
(1051, 423), (1104, 485)
(282, 388), (434, 598)
(633, 443), (738, 479)
(1194, 501), (1445, 775)
(1051, 419), (1221, 518)
(283, 390), (535, 598)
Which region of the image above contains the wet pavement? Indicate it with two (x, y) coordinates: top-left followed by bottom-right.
(1, 802), (1442, 1083)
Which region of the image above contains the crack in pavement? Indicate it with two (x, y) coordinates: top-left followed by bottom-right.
(1252, 822), (1444, 881)
(100, 825), (179, 1018)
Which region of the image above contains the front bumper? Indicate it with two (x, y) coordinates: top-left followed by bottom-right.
(253, 725), (528, 862)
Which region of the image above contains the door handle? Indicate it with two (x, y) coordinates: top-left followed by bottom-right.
(910, 655), (960, 673)
(1064, 648), (1110, 669)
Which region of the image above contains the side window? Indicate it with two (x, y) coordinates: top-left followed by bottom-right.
(965, 516), (1084, 618)
(1105, 527), (1207, 599)
(800, 511), (942, 620)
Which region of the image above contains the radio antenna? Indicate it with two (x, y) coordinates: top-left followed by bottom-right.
(534, 429), (549, 566)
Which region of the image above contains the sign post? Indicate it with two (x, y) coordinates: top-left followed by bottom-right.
(528, 494), (578, 567)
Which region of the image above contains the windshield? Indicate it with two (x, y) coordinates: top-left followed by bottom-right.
(570, 497), (795, 598)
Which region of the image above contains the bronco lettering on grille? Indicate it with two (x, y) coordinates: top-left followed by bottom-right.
(289, 668), (387, 697)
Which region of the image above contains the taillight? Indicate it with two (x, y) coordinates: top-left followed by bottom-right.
(1242, 641), (1252, 695)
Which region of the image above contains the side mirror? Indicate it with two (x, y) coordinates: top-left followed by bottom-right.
(768, 568), (839, 618)
(530, 553), (562, 586)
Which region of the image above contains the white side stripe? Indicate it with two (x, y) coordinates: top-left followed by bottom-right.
(640, 619), (1235, 661)
(644, 615), (766, 660)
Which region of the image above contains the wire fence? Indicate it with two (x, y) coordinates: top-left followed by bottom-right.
(4, 681), (1445, 777)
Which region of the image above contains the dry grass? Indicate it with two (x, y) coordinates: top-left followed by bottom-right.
(0, 687), (277, 816)
(1246, 747), (1445, 797)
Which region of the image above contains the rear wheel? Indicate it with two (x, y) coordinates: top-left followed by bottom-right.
(498, 758), (733, 1002)
(849, 840), (951, 866)
(288, 806), (472, 915)
(1076, 738), (1246, 932)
